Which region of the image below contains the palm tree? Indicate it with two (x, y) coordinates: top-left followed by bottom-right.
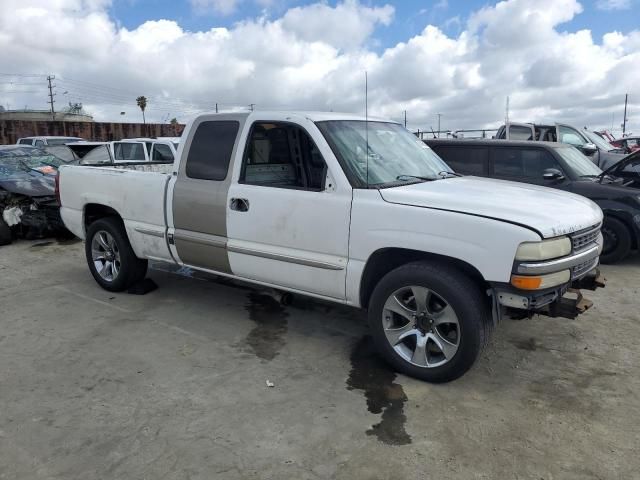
(136, 96), (147, 124)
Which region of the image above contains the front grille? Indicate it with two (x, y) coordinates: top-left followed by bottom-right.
(572, 257), (598, 280)
(571, 226), (600, 252)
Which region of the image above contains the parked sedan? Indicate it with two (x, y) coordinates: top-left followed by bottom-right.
(0, 146), (68, 245)
(426, 139), (640, 263)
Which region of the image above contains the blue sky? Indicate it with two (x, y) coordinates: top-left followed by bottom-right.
(109, 0), (639, 47)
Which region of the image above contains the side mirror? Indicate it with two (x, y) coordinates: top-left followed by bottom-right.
(582, 143), (597, 155)
(543, 168), (565, 181)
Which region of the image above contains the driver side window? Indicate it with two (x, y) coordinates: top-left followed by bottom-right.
(558, 126), (585, 147)
(240, 122), (326, 191)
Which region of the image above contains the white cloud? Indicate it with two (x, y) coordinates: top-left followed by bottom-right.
(280, 0), (394, 50)
(190, 0), (240, 15)
(596, 0), (632, 10)
(0, 0), (638, 135)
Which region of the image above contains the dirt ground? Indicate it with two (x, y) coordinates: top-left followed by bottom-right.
(0, 239), (638, 479)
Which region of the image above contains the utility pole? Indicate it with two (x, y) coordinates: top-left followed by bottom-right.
(404, 110), (407, 128)
(622, 94), (628, 136)
(215, 103), (218, 113)
(436, 113), (442, 138)
(505, 96), (510, 126)
(47, 75), (56, 121)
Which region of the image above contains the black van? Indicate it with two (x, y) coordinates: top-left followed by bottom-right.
(426, 139), (640, 264)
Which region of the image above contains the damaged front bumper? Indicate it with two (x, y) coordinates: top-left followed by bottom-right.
(490, 268), (606, 321)
(1, 193), (65, 239)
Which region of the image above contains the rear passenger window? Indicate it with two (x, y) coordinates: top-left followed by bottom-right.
(240, 122), (326, 191)
(493, 148), (561, 178)
(114, 142), (146, 161)
(186, 121), (239, 181)
(152, 144), (174, 161)
(19, 139), (33, 145)
(431, 146), (488, 176)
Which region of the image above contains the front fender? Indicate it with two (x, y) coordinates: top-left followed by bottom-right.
(346, 191), (540, 306)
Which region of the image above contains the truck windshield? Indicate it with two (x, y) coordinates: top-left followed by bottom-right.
(584, 130), (616, 153)
(556, 146), (603, 177)
(316, 120), (452, 187)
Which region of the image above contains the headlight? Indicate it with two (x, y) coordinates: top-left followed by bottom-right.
(515, 237), (571, 261)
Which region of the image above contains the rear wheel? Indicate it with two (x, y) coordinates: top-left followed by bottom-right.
(600, 216), (631, 264)
(85, 217), (148, 292)
(368, 261), (492, 383)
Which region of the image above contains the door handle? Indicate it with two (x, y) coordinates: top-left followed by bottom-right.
(230, 197), (250, 212)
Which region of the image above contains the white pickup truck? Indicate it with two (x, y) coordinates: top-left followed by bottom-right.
(58, 111), (604, 382)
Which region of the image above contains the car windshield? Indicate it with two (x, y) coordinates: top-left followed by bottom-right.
(584, 130), (616, 152)
(45, 138), (80, 145)
(556, 146), (603, 177)
(0, 147), (64, 176)
(316, 120), (452, 187)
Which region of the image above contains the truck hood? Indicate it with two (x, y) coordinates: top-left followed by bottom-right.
(0, 172), (56, 197)
(378, 176), (603, 238)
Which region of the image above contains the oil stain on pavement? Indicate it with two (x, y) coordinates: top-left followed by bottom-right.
(347, 336), (411, 445)
(245, 292), (289, 361)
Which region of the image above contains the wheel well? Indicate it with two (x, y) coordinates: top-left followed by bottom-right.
(359, 248), (489, 309)
(84, 204), (123, 231)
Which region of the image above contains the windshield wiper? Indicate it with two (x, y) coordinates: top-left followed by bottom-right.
(438, 171), (462, 178)
(396, 174), (437, 182)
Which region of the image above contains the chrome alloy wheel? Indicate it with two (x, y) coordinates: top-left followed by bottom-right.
(382, 286), (460, 368)
(91, 230), (121, 282)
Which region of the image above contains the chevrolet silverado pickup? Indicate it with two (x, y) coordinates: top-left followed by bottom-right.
(58, 112), (604, 382)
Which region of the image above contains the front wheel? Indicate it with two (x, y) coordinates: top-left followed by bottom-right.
(85, 217), (148, 292)
(368, 261), (492, 383)
(600, 216), (631, 264)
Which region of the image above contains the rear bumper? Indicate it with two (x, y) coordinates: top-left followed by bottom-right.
(490, 268), (605, 321)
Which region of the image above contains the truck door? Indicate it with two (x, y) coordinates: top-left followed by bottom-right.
(171, 117), (244, 273)
(226, 119), (351, 300)
(504, 123), (535, 141)
(556, 124), (597, 160)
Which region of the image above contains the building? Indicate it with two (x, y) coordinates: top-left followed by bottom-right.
(0, 109), (93, 123)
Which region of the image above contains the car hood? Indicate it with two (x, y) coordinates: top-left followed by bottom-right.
(602, 150), (640, 177)
(598, 150), (628, 170)
(378, 176), (603, 238)
(0, 172), (56, 197)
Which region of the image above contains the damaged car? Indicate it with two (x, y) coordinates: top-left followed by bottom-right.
(0, 146), (69, 245)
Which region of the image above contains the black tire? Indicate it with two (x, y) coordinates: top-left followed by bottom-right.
(600, 216), (631, 264)
(0, 218), (12, 246)
(85, 217), (148, 292)
(368, 261), (492, 383)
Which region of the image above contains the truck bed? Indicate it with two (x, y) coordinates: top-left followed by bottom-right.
(59, 165), (174, 262)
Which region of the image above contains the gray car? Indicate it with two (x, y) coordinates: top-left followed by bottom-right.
(495, 122), (627, 170)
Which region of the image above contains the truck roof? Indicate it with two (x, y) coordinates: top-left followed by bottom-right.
(425, 138), (571, 149)
(18, 136), (83, 140)
(195, 111), (394, 123)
